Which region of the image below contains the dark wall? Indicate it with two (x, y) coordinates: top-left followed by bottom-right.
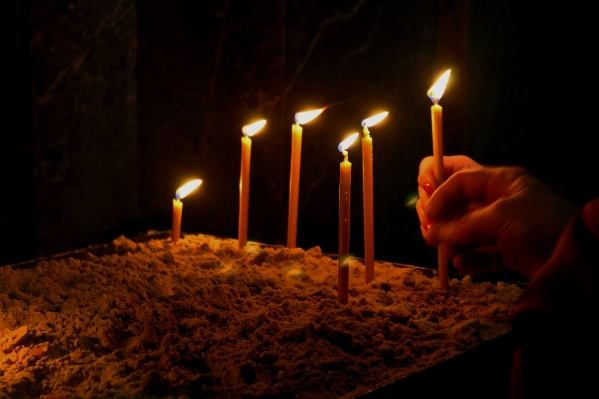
(465, 2), (597, 206)
(137, 0), (285, 245)
(2, 0), (596, 269)
(0, 0), (36, 264)
(29, 0), (139, 257)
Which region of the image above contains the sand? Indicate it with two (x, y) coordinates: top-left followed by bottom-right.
(0, 234), (522, 398)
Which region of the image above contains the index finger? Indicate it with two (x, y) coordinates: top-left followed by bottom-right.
(425, 167), (521, 221)
(417, 155), (482, 192)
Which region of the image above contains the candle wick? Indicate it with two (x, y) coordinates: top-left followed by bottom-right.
(175, 193), (180, 200)
(427, 92), (438, 104)
(343, 151), (348, 161)
(363, 126), (371, 138)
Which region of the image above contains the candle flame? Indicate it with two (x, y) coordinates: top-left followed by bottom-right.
(338, 132), (359, 152)
(242, 119), (266, 137)
(295, 108), (324, 125)
(427, 69), (451, 103)
(362, 111), (389, 128)
(176, 179), (202, 200)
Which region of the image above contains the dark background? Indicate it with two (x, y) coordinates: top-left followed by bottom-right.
(1, 0), (596, 269)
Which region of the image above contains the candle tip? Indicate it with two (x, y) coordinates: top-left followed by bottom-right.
(176, 179), (203, 200)
(295, 108), (324, 125)
(427, 69), (451, 103)
(362, 111), (389, 128)
(338, 132), (360, 153)
(242, 119), (266, 137)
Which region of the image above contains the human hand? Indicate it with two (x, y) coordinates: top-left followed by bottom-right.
(416, 155), (482, 236)
(422, 166), (577, 278)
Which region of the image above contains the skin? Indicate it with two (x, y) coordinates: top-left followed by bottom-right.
(416, 155), (578, 279)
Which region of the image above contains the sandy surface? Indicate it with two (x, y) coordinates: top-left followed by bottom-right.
(0, 234), (522, 398)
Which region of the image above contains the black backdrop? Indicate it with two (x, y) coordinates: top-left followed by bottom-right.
(1, 0), (596, 269)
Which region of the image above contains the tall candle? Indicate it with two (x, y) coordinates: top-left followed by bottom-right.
(172, 179), (203, 244)
(238, 119), (266, 249)
(338, 132), (359, 305)
(361, 111), (388, 284)
(287, 108), (324, 248)
(427, 69), (451, 290)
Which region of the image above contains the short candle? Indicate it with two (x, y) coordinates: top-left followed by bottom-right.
(172, 179), (203, 244)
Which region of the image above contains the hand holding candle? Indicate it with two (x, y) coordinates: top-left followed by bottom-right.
(172, 179), (203, 244)
(287, 108), (324, 248)
(338, 132), (359, 305)
(361, 111), (388, 284)
(427, 69), (451, 290)
(238, 119), (266, 249)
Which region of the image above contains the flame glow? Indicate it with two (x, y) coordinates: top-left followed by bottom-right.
(295, 108), (324, 125)
(176, 179), (202, 200)
(242, 119), (266, 137)
(427, 69), (451, 103)
(338, 133), (359, 153)
(362, 111), (389, 128)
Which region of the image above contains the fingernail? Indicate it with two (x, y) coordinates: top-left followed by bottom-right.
(423, 182), (433, 195)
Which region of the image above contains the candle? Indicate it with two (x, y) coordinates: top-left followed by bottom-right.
(338, 132), (359, 305)
(361, 111), (388, 284)
(287, 108), (324, 248)
(427, 69), (451, 290)
(238, 119), (266, 249)
(172, 179), (203, 244)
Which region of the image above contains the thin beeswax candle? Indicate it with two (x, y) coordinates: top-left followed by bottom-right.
(238, 120), (266, 249)
(427, 69), (451, 290)
(338, 132), (359, 305)
(361, 111), (388, 283)
(286, 108), (324, 248)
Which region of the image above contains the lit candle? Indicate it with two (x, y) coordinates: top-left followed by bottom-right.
(338, 132), (359, 305)
(238, 119), (266, 249)
(361, 111), (388, 284)
(427, 69), (451, 290)
(172, 179), (203, 244)
(287, 108), (324, 248)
